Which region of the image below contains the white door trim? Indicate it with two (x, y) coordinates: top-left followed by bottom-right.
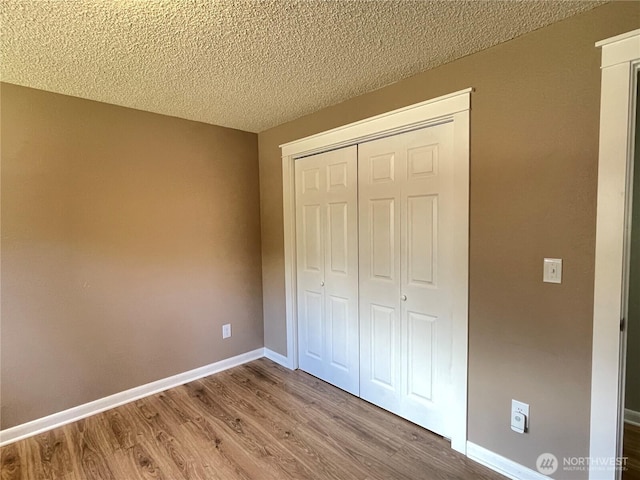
(280, 88), (471, 453)
(590, 29), (640, 480)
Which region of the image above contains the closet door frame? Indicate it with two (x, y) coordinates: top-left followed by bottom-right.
(280, 88), (471, 454)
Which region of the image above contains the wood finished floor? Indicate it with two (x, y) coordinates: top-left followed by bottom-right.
(624, 422), (640, 480)
(1, 358), (506, 480)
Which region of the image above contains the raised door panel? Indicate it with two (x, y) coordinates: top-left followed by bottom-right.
(303, 290), (324, 359)
(370, 153), (395, 183)
(302, 204), (322, 272)
(370, 304), (396, 389)
(370, 199), (395, 281)
(302, 167), (321, 193)
(407, 144), (438, 179)
(406, 195), (437, 287)
(328, 162), (348, 191)
(327, 295), (349, 370)
(327, 202), (348, 275)
(407, 311), (436, 403)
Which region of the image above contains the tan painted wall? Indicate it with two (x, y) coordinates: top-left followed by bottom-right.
(258, 3), (640, 477)
(0, 83), (263, 429)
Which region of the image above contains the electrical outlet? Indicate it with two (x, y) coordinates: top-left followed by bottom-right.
(511, 399), (529, 433)
(222, 323), (231, 339)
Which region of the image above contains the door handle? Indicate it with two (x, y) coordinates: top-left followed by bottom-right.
(321, 281), (325, 287)
(401, 295), (407, 301)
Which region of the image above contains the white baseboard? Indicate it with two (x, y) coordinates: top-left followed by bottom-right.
(263, 347), (294, 369)
(625, 408), (640, 427)
(0, 348), (264, 447)
(467, 442), (549, 480)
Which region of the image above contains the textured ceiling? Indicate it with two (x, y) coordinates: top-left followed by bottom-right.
(1, 0), (604, 133)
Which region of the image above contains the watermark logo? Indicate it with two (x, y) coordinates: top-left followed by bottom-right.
(536, 453), (559, 475)
(536, 453), (627, 474)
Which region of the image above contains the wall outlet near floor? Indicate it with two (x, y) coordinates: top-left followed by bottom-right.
(222, 323), (231, 339)
(511, 399), (529, 434)
(511, 400), (529, 433)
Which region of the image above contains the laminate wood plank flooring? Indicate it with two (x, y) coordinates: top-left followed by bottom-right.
(1, 358), (506, 480)
(624, 422), (640, 480)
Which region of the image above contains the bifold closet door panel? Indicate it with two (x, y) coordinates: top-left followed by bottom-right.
(358, 135), (403, 412)
(295, 146), (359, 395)
(358, 124), (455, 438)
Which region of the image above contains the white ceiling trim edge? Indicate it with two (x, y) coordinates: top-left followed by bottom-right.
(280, 87), (473, 158)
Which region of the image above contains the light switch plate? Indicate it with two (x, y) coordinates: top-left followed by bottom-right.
(543, 258), (562, 284)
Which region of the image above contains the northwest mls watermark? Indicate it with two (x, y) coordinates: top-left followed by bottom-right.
(536, 452), (628, 475)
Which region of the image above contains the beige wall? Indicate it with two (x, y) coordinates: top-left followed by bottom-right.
(258, 3), (640, 477)
(1, 83), (263, 429)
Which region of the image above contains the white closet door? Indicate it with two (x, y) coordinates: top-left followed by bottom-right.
(359, 124), (455, 437)
(295, 146), (359, 395)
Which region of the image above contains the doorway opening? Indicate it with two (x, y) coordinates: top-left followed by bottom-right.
(621, 68), (640, 480)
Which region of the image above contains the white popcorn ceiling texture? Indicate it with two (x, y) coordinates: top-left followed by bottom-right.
(1, 0), (603, 133)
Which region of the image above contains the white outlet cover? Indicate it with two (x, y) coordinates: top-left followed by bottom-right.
(512, 399), (529, 431)
(222, 324), (231, 339)
(511, 411), (526, 434)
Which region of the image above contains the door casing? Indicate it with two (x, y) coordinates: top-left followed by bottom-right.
(280, 88), (471, 453)
(591, 29), (640, 480)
